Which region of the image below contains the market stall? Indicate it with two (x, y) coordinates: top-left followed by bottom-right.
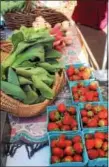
(0, 1), (108, 166)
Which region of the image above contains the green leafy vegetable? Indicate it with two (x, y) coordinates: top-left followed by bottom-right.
(12, 44), (45, 67)
(1, 80), (26, 100)
(35, 74), (54, 86)
(38, 62), (62, 73)
(46, 49), (61, 59)
(8, 68), (19, 86)
(15, 67), (49, 77)
(32, 75), (54, 99)
(18, 76), (32, 85)
(23, 85), (38, 104)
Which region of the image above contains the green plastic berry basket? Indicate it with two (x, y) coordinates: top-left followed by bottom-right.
(78, 101), (108, 131)
(65, 63), (95, 84)
(47, 104), (81, 135)
(48, 131), (88, 166)
(83, 128), (108, 167)
(69, 80), (103, 105)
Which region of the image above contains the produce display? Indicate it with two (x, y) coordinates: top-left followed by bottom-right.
(80, 103), (108, 128)
(50, 134), (84, 163)
(71, 81), (101, 102)
(1, 26), (63, 104)
(66, 64), (93, 81)
(85, 131), (108, 160)
(1, 15), (108, 166)
(33, 17), (73, 52)
(47, 104), (79, 132)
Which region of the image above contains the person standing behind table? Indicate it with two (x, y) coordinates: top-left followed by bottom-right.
(72, 0), (108, 30)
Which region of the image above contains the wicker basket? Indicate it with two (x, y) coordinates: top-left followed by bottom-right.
(4, 0), (68, 30)
(1, 42), (65, 117)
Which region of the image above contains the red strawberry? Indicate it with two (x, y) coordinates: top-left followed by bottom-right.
(68, 106), (76, 115)
(59, 134), (66, 140)
(80, 71), (90, 80)
(89, 82), (98, 90)
(57, 139), (66, 149)
(88, 149), (99, 160)
(51, 140), (58, 148)
(56, 120), (62, 128)
(70, 119), (78, 127)
(102, 142), (108, 151)
(65, 140), (72, 147)
(72, 136), (81, 143)
(79, 66), (86, 71)
(94, 138), (103, 148)
(98, 149), (105, 157)
(73, 93), (79, 100)
(72, 75), (80, 81)
(74, 69), (79, 74)
(48, 123), (59, 131)
(105, 152), (108, 157)
(78, 88), (86, 95)
(98, 111), (107, 119)
(69, 76), (73, 81)
(57, 103), (66, 113)
(85, 134), (93, 139)
(94, 115), (99, 121)
(98, 119), (107, 127)
(81, 110), (87, 117)
(105, 133), (108, 141)
(49, 110), (60, 121)
(73, 142), (83, 153)
(85, 139), (95, 150)
(85, 92), (94, 101)
(67, 66), (74, 77)
(85, 103), (92, 110)
(72, 126), (78, 131)
(101, 105), (107, 110)
(87, 119), (97, 127)
(77, 82), (84, 88)
(92, 105), (101, 113)
(82, 117), (88, 124)
(63, 156), (73, 162)
(62, 114), (72, 125)
(87, 111), (94, 117)
(93, 97), (99, 101)
(61, 125), (71, 131)
(79, 96), (87, 102)
(94, 132), (105, 140)
(73, 155), (83, 162)
(94, 92), (99, 97)
(72, 86), (78, 93)
(51, 156), (60, 164)
(52, 147), (64, 158)
(64, 146), (75, 156)
(64, 112), (70, 116)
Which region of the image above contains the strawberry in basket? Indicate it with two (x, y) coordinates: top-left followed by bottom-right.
(51, 134), (84, 164)
(47, 103), (78, 132)
(66, 65), (93, 81)
(85, 131), (108, 160)
(81, 103), (108, 128)
(72, 81), (101, 102)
